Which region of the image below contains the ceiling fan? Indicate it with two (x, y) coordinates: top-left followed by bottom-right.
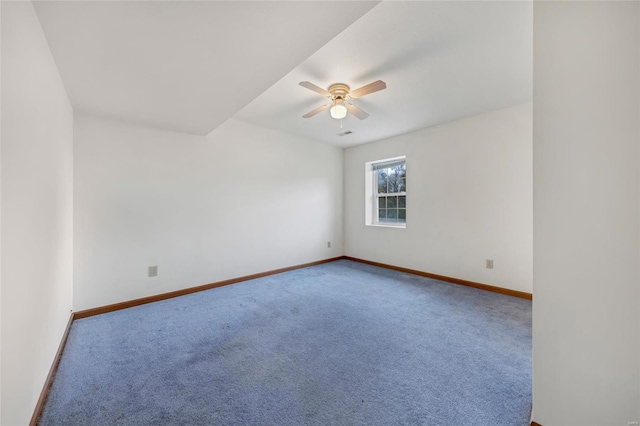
(299, 80), (387, 120)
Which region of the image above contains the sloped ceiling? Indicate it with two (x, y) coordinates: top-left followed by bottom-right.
(234, 1), (533, 147)
(33, 1), (532, 146)
(33, 1), (378, 135)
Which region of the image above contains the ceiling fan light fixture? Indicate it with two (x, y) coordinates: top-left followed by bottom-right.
(330, 102), (347, 119)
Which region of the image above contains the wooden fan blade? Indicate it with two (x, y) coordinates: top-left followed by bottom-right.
(349, 80), (387, 99)
(299, 81), (331, 97)
(303, 104), (331, 118)
(346, 103), (369, 120)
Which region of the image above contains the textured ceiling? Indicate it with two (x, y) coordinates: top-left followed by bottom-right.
(33, 1), (378, 135)
(234, 1), (533, 147)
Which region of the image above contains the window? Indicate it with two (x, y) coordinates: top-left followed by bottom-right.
(365, 156), (406, 227)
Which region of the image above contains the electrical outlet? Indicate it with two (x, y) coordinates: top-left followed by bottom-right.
(327, 241), (331, 248)
(148, 265), (158, 277)
(486, 259), (494, 269)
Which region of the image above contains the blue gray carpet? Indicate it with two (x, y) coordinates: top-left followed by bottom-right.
(40, 260), (532, 425)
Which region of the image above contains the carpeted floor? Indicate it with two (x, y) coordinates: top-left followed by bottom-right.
(40, 260), (532, 425)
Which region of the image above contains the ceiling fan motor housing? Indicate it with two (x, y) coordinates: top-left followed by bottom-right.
(328, 83), (350, 102)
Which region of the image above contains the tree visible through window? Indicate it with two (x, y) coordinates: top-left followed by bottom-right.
(373, 158), (406, 224)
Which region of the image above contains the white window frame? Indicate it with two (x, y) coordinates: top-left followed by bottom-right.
(365, 156), (406, 228)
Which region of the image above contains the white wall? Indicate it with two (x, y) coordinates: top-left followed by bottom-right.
(1, 2), (4, 422)
(533, 2), (640, 425)
(0, 2), (74, 425)
(344, 103), (533, 293)
(73, 114), (343, 311)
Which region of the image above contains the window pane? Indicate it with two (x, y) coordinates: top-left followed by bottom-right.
(398, 209), (406, 221)
(377, 171), (387, 194)
(398, 196), (406, 208)
(388, 173), (398, 193)
(387, 209), (398, 220)
(397, 178), (406, 193)
(378, 197), (386, 208)
(378, 209), (387, 220)
(387, 196), (398, 208)
(398, 164), (406, 178)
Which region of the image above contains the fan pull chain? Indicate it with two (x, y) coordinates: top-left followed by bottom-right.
(340, 119), (343, 129)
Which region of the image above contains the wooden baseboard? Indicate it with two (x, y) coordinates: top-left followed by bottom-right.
(74, 257), (344, 319)
(74, 255), (532, 320)
(29, 312), (75, 426)
(343, 256), (532, 300)
(531, 422), (543, 426)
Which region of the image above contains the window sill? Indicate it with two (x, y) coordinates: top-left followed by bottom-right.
(367, 223), (406, 229)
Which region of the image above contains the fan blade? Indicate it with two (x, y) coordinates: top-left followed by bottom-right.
(349, 80), (387, 99)
(303, 104), (331, 118)
(346, 103), (369, 120)
(299, 81), (331, 97)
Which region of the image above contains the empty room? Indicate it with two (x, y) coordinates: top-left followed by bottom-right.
(1, 1), (639, 426)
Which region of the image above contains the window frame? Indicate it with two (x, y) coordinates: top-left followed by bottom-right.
(365, 156), (406, 228)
